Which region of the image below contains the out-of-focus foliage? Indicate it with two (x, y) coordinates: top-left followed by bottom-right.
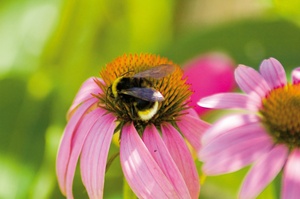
(273, 0), (300, 26)
(1, 0), (300, 198)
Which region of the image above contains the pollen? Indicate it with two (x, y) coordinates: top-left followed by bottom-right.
(94, 54), (192, 128)
(260, 83), (300, 148)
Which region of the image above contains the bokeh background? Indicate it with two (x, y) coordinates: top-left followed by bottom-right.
(1, 0), (300, 198)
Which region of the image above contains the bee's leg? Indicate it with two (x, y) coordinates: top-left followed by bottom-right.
(130, 103), (140, 121)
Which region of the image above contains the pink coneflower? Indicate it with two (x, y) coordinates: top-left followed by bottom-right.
(198, 57), (300, 199)
(183, 53), (236, 115)
(56, 54), (209, 198)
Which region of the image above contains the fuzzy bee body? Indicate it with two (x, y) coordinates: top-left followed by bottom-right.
(110, 64), (175, 121)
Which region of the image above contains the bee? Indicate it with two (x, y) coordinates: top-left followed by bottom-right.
(110, 64), (175, 121)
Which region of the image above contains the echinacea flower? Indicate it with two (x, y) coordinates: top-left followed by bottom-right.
(183, 53), (236, 115)
(57, 54), (210, 198)
(198, 57), (300, 199)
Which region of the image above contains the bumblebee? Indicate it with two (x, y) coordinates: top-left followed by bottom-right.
(110, 64), (175, 121)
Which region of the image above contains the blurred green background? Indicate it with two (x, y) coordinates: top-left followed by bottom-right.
(1, 0), (300, 198)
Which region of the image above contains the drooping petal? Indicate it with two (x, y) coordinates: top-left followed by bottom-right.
(143, 124), (191, 198)
(198, 93), (260, 111)
(201, 114), (260, 145)
(292, 67), (300, 84)
(56, 97), (98, 195)
(239, 144), (288, 199)
(200, 122), (273, 175)
(80, 113), (115, 199)
(235, 65), (271, 98)
(64, 108), (106, 199)
(120, 123), (180, 199)
(67, 77), (102, 118)
(161, 123), (200, 199)
(176, 112), (210, 151)
(282, 149), (300, 199)
(259, 58), (287, 89)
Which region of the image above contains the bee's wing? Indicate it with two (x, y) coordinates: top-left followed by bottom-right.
(133, 64), (175, 79)
(120, 87), (164, 102)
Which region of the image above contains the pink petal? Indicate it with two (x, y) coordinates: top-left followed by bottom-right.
(239, 144), (288, 199)
(80, 113), (115, 199)
(201, 122), (262, 158)
(176, 113), (210, 151)
(201, 121), (270, 159)
(64, 108), (106, 198)
(183, 53), (236, 115)
(143, 124), (191, 198)
(282, 149), (300, 199)
(120, 123), (180, 198)
(235, 65), (271, 98)
(259, 58), (287, 89)
(184, 107), (199, 118)
(67, 77), (102, 118)
(200, 122), (273, 175)
(201, 114), (260, 145)
(292, 67), (300, 84)
(198, 93), (260, 110)
(161, 123), (200, 199)
(56, 98), (98, 195)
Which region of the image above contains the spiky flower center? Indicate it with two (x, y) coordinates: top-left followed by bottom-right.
(95, 54), (191, 131)
(260, 83), (300, 148)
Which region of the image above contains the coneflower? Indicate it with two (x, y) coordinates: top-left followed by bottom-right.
(198, 58), (300, 199)
(56, 54), (209, 198)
